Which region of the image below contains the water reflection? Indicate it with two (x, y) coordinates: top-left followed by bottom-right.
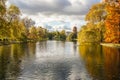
(103, 47), (120, 80)
(20, 41), (88, 80)
(0, 43), (36, 80)
(0, 41), (120, 80)
(79, 45), (120, 80)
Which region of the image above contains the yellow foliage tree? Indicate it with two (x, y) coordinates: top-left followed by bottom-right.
(104, 1), (120, 43)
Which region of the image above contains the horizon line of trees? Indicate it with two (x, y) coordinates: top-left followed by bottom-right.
(2, 0), (119, 44)
(0, 0), (77, 44)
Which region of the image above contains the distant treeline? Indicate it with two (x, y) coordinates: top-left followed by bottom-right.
(1, 0), (119, 44)
(0, 0), (77, 45)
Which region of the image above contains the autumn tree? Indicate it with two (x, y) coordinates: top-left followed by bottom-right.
(22, 17), (35, 29)
(66, 33), (74, 41)
(78, 23), (102, 43)
(37, 27), (47, 40)
(0, 0), (10, 40)
(0, 1), (46, 42)
(7, 4), (21, 24)
(28, 26), (38, 40)
(85, 3), (106, 41)
(85, 3), (106, 23)
(0, 0), (6, 17)
(104, 1), (120, 43)
(66, 26), (77, 41)
(78, 3), (106, 43)
(7, 5), (26, 40)
(9, 20), (26, 40)
(72, 26), (77, 39)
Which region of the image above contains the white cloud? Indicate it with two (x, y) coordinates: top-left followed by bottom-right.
(8, 0), (100, 31)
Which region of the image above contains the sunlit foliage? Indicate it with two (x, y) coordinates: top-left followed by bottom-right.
(104, 1), (120, 43)
(78, 3), (106, 44)
(67, 26), (77, 41)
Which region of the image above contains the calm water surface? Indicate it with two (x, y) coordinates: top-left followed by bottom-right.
(0, 41), (120, 80)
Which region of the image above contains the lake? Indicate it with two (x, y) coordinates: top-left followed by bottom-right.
(0, 41), (120, 80)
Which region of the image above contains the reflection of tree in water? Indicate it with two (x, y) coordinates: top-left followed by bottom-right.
(0, 43), (36, 80)
(0, 45), (23, 80)
(79, 45), (104, 80)
(79, 45), (120, 80)
(0, 46), (11, 79)
(25, 42), (36, 58)
(37, 41), (47, 51)
(103, 47), (120, 80)
(73, 41), (77, 56)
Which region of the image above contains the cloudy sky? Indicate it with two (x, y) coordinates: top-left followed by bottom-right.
(7, 0), (100, 31)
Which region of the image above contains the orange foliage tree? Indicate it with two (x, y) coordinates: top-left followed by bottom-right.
(105, 1), (120, 43)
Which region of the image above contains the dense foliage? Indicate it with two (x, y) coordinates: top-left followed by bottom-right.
(78, 3), (106, 43)
(0, 0), (78, 44)
(1, 0), (119, 44)
(104, 1), (120, 43)
(78, 0), (120, 44)
(66, 26), (77, 41)
(47, 30), (66, 41)
(0, 1), (48, 43)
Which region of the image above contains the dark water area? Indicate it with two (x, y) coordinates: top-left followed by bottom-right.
(0, 41), (120, 80)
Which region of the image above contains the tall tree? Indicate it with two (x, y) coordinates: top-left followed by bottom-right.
(37, 27), (47, 39)
(7, 4), (20, 24)
(60, 30), (66, 41)
(7, 5), (22, 40)
(72, 26), (77, 40)
(78, 3), (107, 43)
(0, 0), (6, 17)
(28, 26), (38, 40)
(0, 0), (9, 40)
(104, 1), (120, 43)
(22, 17), (35, 29)
(9, 20), (26, 40)
(67, 26), (77, 41)
(85, 3), (106, 23)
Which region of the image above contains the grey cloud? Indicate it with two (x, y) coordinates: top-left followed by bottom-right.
(9, 0), (71, 15)
(63, 0), (100, 15)
(54, 0), (71, 8)
(8, 0), (100, 16)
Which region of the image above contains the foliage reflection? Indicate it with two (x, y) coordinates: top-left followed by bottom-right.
(79, 45), (120, 80)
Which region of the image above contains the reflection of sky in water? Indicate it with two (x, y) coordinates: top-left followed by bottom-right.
(0, 41), (119, 80)
(18, 41), (90, 80)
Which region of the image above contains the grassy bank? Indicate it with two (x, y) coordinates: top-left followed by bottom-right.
(101, 43), (120, 48)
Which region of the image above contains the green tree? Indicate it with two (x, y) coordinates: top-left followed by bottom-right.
(47, 31), (56, 40)
(60, 30), (66, 41)
(66, 26), (77, 41)
(66, 33), (74, 41)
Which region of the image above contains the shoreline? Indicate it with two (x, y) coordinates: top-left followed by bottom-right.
(0, 39), (47, 46)
(1, 41), (120, 48)
(100, 43), (120, 48)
